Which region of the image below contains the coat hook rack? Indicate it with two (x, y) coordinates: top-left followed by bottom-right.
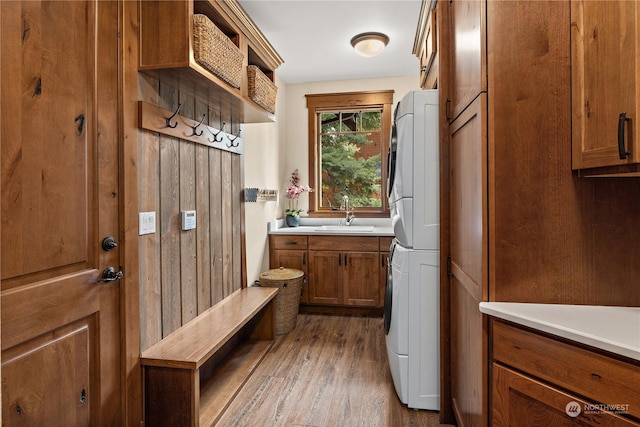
(192, 113), (206, 136)
(138, 101), (243, 155)
(166, 103), (182, 128)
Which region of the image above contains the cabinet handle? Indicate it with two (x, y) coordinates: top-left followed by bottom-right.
(285, 240), (298, 245)
(344, 254), (348, 265)
(618, 112), (631, 160)
(302, 252), (306, 265)
(381, 254), (385, 267)
(338, 252), (341, 266)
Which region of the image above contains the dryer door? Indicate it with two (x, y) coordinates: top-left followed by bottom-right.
(384, 242), (409, 356)
(386, 123), (397, 200)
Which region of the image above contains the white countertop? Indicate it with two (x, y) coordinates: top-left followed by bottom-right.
(479, 302), (640, 361)
(268, 218), (394, 237)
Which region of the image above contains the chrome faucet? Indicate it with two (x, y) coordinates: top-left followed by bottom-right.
(342, 195), (355, 225)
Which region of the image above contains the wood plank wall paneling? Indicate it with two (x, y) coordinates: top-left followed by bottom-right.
(138, 74), (162, 351)
(179, 92), (197, 324)
(139, 75), (244, 351)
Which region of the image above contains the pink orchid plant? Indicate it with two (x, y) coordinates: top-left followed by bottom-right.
(285, 169), (313, 216)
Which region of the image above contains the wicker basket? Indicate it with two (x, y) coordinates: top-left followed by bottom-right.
(259, 267), (304, 335)
(193, 14), (243, 88)
(247, 65), (278, 114)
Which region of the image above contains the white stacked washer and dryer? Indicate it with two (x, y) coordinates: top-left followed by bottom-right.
(384, 90), (439, 411)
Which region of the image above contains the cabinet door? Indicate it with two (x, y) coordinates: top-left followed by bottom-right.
(270, 249), (308, 303)
(343, 252), (380, 307)
(493, 364), (639, 427)
(449, 95), (488, 427)
(571, 0), (640, 169)
(418, 6), (438, 90)
(308, 251), (343, 305)
(448, 0), (486, 121)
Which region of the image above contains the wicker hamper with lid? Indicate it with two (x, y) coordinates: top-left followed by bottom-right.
(259, 267), (304, 335)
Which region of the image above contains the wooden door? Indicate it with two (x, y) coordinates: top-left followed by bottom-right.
(1, 1), (121, 424)
(343, 251), (380, 307)
(308, 251), (343, 305)
(448, 0), (486, 121)
(270, 249), (308, 303)
(492, 364), (640, 427)
(449, 95), (487, 427)
(571, 0), (640, 169)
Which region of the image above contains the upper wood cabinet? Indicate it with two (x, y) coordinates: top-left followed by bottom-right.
(571, 0), (640, 173)
(414, 1), (438, 89)
(448, 0), (486, 121)
(139, 0), (283, 123)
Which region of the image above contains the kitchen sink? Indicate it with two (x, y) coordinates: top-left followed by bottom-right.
(315, 225), (375, 232)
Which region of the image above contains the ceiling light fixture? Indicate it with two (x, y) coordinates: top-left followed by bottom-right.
(350, 32), (389, 57)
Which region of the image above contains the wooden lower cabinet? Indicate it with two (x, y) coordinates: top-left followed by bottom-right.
(308, 250), (380, 306)
(269, 234), (389, 309)
(307, 250), (344, 305)
(492, 364), (639, 427)
(491, 320), (640, 426)
(269, 235), (308, 303)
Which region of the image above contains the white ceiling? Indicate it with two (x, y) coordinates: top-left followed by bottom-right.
(238, 0), (423, 84)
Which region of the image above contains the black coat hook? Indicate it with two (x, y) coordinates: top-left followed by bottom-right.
(227, 128), (242, 148)
(192, 113), (206, 136)
(213, 122), (226, 142)
(206, 128), (216, 144)
(166, 103), (182, 128)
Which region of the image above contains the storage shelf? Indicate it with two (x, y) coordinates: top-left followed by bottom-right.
(139, 0), (282, 123)
(199, 339), (273, 425)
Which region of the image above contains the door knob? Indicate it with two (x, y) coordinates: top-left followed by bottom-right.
(101, 266), (123, 282)
(101, 236), (118, 251)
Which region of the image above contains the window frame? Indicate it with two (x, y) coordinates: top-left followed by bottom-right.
(306, 90), (394, 217)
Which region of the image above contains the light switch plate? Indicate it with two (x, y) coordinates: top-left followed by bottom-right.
(139, 212), (156, 235)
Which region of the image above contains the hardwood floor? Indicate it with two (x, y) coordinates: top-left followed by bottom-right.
(217, 314), (447, 427)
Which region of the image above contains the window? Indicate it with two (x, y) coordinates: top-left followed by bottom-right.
(306, 90), (394, 216)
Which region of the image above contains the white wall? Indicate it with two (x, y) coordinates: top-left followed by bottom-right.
(243, 76), (288, 284)
(243, 75), (419, 283)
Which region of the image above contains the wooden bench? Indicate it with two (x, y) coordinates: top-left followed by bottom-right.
(141, 286), (279, 426)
